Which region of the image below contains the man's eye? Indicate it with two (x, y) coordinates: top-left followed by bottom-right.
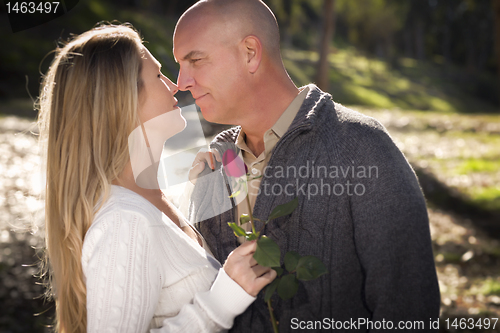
(191, 58), (201, 63)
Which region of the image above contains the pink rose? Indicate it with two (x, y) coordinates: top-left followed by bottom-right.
(222, 149), (248, 177)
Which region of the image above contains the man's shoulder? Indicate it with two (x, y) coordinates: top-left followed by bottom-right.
(334, 102), (385, 131)
(316, 101), (389, 141)
(211, 126), (240, 144)
(300, 84), (388, 136)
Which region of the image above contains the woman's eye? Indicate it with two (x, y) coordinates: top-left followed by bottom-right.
(157, 74), (162, 78)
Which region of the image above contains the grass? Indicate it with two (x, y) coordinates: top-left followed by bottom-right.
(440, 252), (463, 264)
(456, 159), (500, 175)
(358, 107), (500, 215)
(478, 279), (500, 296)
(282, 47), (498, 113)
(469, 187), (500, 212)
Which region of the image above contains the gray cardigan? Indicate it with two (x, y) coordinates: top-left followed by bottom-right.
(189, 84), (440, 332)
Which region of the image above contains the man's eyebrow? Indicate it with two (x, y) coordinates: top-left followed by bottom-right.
(181, 51), (205, 61)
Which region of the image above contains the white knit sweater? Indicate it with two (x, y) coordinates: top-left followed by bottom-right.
(81, 185), (255, 332)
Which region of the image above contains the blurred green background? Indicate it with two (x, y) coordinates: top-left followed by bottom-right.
(0, 0), (499, 332)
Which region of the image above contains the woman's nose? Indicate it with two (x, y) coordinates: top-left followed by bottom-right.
(165, 76), (178, 95)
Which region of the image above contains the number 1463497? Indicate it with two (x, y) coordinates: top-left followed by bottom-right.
(445, 318), (498, 330)
(6, 2), (60, 14)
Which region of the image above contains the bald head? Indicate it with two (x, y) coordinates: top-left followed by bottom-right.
(175, 0), (281, 62)
(173, 0), (298, 130)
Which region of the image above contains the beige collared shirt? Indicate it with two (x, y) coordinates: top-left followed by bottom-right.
(234, 86), (309, 241)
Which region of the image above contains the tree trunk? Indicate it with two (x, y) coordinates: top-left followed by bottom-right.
(465, 30), (476, 74)
(315, 0), (336, 91)
(493, 0), (500, 78)
(404, 28), (413, 58)
(442, 4), (452, 66)
(493, 0), (500, 108)
(414, 18), (425, 61)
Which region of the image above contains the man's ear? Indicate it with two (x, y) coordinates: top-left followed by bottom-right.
(243, 35), (262, 74)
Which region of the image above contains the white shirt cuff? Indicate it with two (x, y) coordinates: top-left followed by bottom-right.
(195, 268), (256, 329)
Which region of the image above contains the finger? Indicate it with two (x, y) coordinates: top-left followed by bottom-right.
(196, 152), (214, 169)
(211, 149), (222, 163)
(249, 257), (258, 267)
(209, 152), (215, 170)
(233, 240), (257, 257)
(188, 161), (205, 184)
(190, 161), (205, 174)
(252, 264), (271, 277)
(256, 268), (278, 285)
(191, 152), (208, 167)
(196, 160), (205, 169)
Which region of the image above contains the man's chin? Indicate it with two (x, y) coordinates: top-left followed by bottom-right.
(199, 106), (232, 125)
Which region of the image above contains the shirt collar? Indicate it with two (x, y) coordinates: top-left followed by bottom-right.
(270, 86), (309, 138)
(235, 86), (310, 156)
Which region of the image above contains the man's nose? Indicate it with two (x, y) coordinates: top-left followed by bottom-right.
(176, 68), (194, 91)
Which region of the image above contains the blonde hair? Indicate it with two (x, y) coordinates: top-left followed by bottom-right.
(37, 23), (144, 332)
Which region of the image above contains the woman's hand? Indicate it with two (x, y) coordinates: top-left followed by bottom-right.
(223, 240), (277, 297)
(188, 148), (221, 184)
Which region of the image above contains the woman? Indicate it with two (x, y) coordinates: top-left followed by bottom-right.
(38, 23), (276, 333)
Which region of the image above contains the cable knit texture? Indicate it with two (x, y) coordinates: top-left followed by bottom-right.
(81, 185), (255, 333)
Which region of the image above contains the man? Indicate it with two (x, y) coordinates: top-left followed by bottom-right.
(173, 0), (440, 332)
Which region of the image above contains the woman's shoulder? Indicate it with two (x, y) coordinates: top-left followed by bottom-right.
(96, 186), (159, 219)
(82, 186), (163, 263)
(85, 186), (162, 239)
